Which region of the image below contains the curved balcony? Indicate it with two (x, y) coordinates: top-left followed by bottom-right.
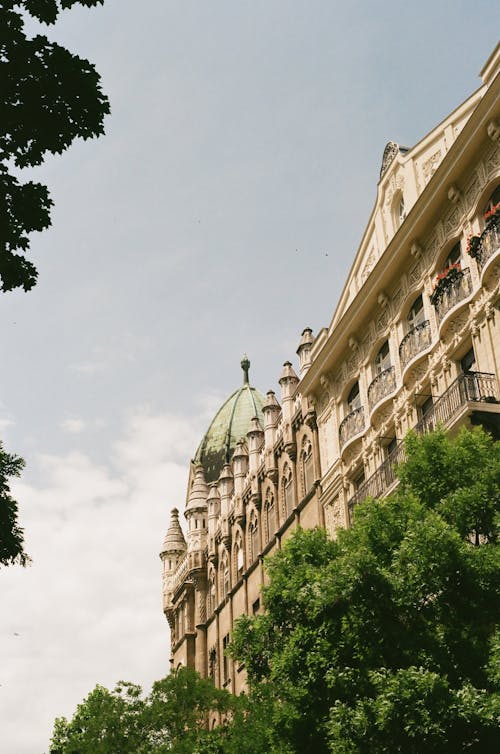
(368, 366), (396, 413)
(339, 406), (365, 451)
(476, 219), (500, 271)
(431, 267), (472, 325)
(399, 320), (431, 370)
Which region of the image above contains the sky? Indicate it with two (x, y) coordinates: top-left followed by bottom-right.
(0, 2), (499, 751)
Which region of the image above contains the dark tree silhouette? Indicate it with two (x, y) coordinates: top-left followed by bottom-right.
(0, 0), (110, 292)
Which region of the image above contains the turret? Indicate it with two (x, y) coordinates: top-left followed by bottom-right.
(279, 361), (299, 423)
(218, 462), (233, 517)
(297, 327), (314, 377)
(207, 483), (220, 560)
(160, 507), (187, 610)
(232, 440), (249, 495)
(247, 416), (264, 475)
(262, 390), (280, 479)
(185, 464), (208, 551)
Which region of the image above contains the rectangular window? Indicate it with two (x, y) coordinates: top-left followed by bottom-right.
(304, 452), (314, 493)
(284, 480), (294, 517)
(222, 634), (230, 683)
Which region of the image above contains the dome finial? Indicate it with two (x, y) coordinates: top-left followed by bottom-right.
(241, 354), (250, 384)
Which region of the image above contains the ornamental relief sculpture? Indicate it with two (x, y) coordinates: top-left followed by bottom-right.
(360, 249), (376, 284)
(464, 173), (480, 209)
(408, 259), (423, 287)
(421, 149), (442, 184)
(443, 204), (462, 235)
(485, 143), (500, 175)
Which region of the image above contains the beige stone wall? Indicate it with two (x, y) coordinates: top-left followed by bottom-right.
(162, 43), (500, 692)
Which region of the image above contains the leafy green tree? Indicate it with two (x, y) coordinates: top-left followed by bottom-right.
(0, 441), (29, 566)
(229, 427), (500, 754)
(0, 0), (110, 292)
(48, 667), (234, 754)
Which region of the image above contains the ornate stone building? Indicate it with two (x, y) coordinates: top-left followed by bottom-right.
(160, 43), (500, 690)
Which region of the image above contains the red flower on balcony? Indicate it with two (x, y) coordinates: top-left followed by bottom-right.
(430, 263), (462, 305)
(484, 202), (500, 224)
(434, 262), (461, 287)
(466, 235), (481, 258)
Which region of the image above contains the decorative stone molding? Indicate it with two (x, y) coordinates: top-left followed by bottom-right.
(422, 150), (442, 183)
(447, 184), (461, 204)
(377, 291), (389, 309)
(487, 119), (500, 142)
(380, 141), (400, 179)
(348, 335), (359, 351)
(410, 241), (423, 260)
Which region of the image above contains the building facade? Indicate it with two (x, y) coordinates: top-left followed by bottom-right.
(160, 44), (500, 691)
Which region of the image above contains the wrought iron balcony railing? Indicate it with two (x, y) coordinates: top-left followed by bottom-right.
(347, 439), (406, 521)
(399, 320), (431, 369)
(339, 406), (365, 450)
(347, 371), (499, 521)
(414, 371), (498, 435)
(368, 366), (396, 411)
(476, 219), (500, 270)
(431, 267), (472, 324)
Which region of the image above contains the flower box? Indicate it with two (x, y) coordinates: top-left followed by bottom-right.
(466, 235), (481, 259)
(430, 263), (462, 305)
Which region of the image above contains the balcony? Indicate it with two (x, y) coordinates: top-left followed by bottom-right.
(347, 440), (406, 522)
(368, 366), (396, 412)
(339, 406), (365, 451)
(431, 267), (472, 325)
(399, 320), (431, 369)
(347, 371), (499, 522)
(476, 220), (500, 271)
(415, 371), (498, 435)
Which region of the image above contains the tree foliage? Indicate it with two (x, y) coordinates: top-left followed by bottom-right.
(46, 428), (500, 754)
(0, 0), (110, 291)
(0, 441), (29, 566)
(228, 427), (500, 753)
(49, 667), (234, 754)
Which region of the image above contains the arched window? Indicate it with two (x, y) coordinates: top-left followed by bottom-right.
(393, 192), (406, 229)
(282, 464), (294, 518)
(302, 439), (314, 495)
(264, 490), (276, 542)
(347, 381), (361, 413)
(207, 569), (216, 615)
(375, 340), (391, 374)
(398, 196), (406, 225)
(220, 552), (230, 600)
(233, 531), (244, 579)
(407, 294), (424, 330)
(483, 184), (500, 216)
(249, 512), (260, 563)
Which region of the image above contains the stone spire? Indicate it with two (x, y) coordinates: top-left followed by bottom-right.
(160, 507), (186, 556)
(297, 327), (314, 377)
(279, 361), (299, 421)
(241, 354), (250, 384)
(186, 464), (209, 514)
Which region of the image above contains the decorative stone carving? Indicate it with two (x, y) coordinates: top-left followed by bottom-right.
(360, 249), (376, 283)
(447, 184), (461, 204)
(487, 119), (500, 142)
(377, 291), (389, 309)
(408, 261), (422, 287)
(380, 141), (400, 179)
(443, 205), (461, 235)
(410, 241), (423, 260)
(422, 150), (442, 183)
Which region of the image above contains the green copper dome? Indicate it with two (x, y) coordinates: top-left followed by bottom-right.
(194, 357), (266, 483)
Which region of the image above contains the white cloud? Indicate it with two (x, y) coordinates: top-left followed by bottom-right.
(60, 417), (87, 433)
(0, 408), (200, 754)
(0, 417), (14, 433)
